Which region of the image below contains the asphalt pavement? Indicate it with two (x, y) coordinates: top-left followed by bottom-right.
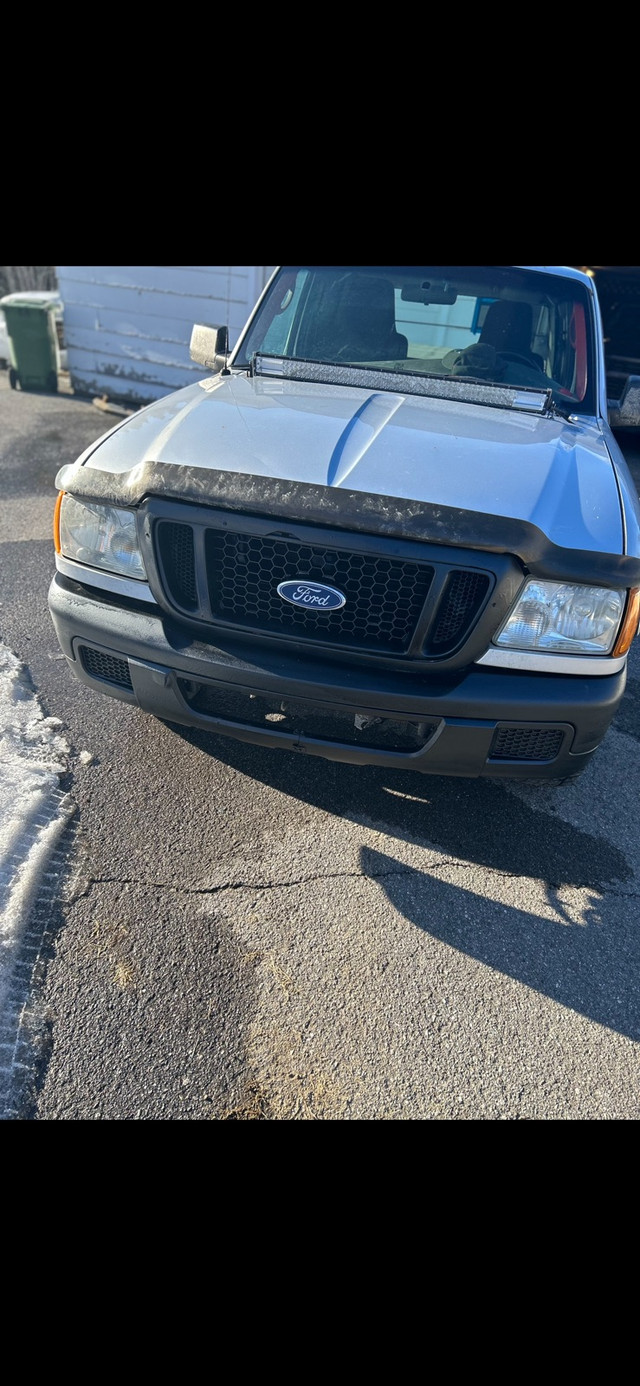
(2, 370), (640, 1120)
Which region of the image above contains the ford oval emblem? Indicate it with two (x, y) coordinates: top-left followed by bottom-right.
(277, 579), (346, 611)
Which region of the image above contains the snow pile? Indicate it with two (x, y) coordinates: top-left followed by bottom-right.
(0, 644), (73, 1022)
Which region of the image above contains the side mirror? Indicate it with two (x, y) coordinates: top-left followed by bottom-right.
(608, 374), (640, 428)
(190, 323), (229, 372)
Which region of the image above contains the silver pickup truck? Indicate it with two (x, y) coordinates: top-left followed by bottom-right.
(48, 265), (640, 782)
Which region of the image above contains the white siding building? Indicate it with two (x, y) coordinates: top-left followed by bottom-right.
(55, 266), (275, 404)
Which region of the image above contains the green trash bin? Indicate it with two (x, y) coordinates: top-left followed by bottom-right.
(0, 290), (62, 393)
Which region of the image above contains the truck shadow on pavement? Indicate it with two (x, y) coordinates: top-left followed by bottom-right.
(171, 724), (630, 887)
(359, 844), (640, 1042)
(169, 726), (639, 1040)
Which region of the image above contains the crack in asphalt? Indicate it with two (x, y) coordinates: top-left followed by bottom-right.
(64, 859), (640, 902)
(67, 866), (423, 900)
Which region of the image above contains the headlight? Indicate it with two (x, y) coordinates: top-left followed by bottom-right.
(58, 495), (147, 580)
(495, 578), (625, 655)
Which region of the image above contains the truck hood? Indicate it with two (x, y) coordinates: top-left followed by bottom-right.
(57, 371), (634, 582)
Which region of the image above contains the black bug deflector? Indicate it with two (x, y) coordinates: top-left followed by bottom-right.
(55, 455), (640, 590)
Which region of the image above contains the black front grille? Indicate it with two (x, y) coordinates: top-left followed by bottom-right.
(427, 570), (491, 653)
(204, 529), (434, 653)
(157, 521), (198, 609)
(178, 680), (439, 753)
(80, 646), (133, 690)
(152, 514), (496, 660)
(489, 725), (564, 762)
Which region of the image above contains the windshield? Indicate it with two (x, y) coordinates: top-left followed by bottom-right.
(234, 266), (596, 413)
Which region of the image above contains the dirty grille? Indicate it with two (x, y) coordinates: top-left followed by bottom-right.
(80, 647), (133, 690)
(204, 530), (434, 653)
(489, 726), (564, 762)
(427, 570), (492, 653)
(156, 521), (198, 610)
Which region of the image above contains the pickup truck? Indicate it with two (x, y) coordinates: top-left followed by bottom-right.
(48, 265), (640, 782)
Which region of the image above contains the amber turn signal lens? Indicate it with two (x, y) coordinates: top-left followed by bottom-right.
(53, 491), (64, 553)
(613, 587), (640, 656)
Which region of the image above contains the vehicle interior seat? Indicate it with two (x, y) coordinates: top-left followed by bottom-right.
(479, 300), (545, 373)
(320, 272), (409, 363)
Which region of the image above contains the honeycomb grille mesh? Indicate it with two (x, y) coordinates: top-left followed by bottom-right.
(205, 529), (434, 653)
(157, 521), (198, 609)
(80, 647), (133, 690)
(429, 570), (491, 650)
(153, 518), (494, 658)
(489, 726), (564, 762)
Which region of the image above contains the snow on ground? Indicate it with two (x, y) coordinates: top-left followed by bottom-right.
(0, 643), (74, 1028)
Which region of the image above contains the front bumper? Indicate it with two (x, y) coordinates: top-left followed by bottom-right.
(48, 573), (626, 779)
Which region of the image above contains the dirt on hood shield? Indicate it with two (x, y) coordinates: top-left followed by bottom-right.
(55, 450), (640, 590)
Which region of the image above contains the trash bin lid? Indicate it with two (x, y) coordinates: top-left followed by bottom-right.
(0, 291), (62, 311)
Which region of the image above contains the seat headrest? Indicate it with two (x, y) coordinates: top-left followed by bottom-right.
(336, 273), (396, 316)
(480, 300), (533, 354)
